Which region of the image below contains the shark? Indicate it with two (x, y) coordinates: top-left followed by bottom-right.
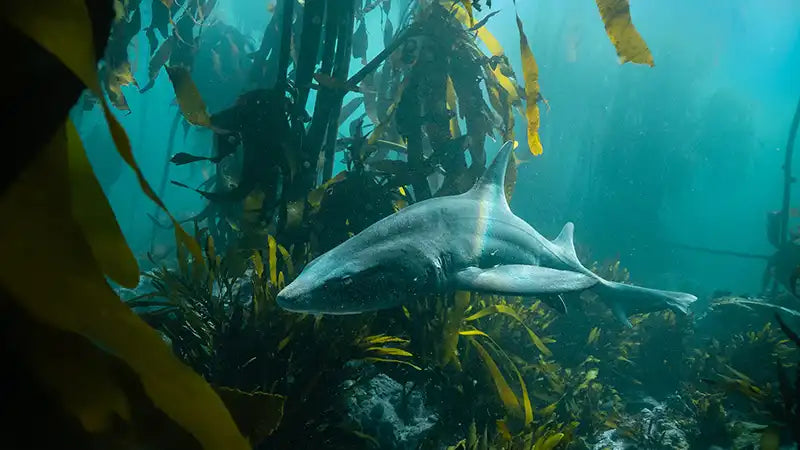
(277, 141), (697, 325)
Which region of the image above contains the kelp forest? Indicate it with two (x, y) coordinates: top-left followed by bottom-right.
(1, 1), (800, 450)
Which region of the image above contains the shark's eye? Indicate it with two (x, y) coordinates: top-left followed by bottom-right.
(341, 276), (353, 286)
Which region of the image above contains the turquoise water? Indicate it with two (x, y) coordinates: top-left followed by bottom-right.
(75, 0), (799, 307)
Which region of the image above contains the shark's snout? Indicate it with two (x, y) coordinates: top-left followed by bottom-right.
(276, 281), (313, 313)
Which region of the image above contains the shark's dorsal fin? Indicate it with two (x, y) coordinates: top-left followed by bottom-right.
(553, 222), (579, 263)
(468, 141), (515, 206)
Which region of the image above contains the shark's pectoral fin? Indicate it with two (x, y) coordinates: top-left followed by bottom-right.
(453, 265), (599, 297)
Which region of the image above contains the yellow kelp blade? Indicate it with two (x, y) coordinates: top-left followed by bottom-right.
(450, 2), (521, 106)
(514, 14), (543, 156)
(0, 0), (205, 269)
(365, 347), (414, 357)
(267, 235), (278, 286)
(66, 120), (138, 288)
(468, 337), (522, 418)
(594, 0), (654, 66)
(464, 304), (551, 356)
(471, 329), (533, 426)
(533, 432), (564, 450)
(166, 66), (212, 127)
(439, 291), (471, 368)
(362, 334), (410, 345)
(276, 243), (294, 278)
(0, 127), (249, 450)
(461, 0), (475, 26)
(445, 77), (461, 137)
(363, 357), (423, 371)
(587, 327), (601, 345)
(449, 3), (503, 56)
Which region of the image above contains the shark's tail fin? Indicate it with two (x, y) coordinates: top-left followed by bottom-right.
(592, 280), (697, 327)
(552, 222), (697, 327)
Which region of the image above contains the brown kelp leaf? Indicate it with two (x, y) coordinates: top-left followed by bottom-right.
(352, 19), (368, 62)
(383, 17), (394, 48)
(166, 66), (212, 127)
(0, 126), (248, 450)
(1, 0), (206, 269)
(594, 0), (654, 66)
(67, 120), (139, 288)
(7, 306), (201, 449)
(213, 387), (285, 445)
(103, 61), (138, 112)
(515, 14), (543, 155)
(313, 73), (360, 92)
(468, 10), (501, 32)
(20, 316), (132, 434)
(142, 35), (176, 91)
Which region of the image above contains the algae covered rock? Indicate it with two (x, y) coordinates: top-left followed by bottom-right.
(591, 399), (689, 450)
(343, 370), (438, 450)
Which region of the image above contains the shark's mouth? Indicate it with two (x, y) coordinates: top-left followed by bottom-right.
(278, 305), (363, 316)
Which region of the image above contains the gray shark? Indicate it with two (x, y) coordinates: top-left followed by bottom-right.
(277, 141), (696, 325)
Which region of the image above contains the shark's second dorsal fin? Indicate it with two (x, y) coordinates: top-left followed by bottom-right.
(553, 222), (579, 263)
(468, 141), (515, 206)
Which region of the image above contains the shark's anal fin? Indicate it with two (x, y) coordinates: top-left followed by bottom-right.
(454, 265), (599, 297)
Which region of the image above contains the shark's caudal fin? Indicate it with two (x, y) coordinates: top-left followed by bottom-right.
(551, 222), (697, 327)
(468, 141), (515, 208)
(592, 281), (697, 327)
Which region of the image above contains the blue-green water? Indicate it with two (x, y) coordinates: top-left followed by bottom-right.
(76, 0), (800, 303)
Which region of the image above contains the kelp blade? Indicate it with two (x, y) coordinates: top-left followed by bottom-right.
(213, 387), (285, 445)
(595, 0), (654, 66)
(166, 66), (212, 127)
(468, 337), (522, 418)
(66, 120), (139, 288)
(515, 14), (543, 156)
(0, 127), (249, 450)
(0, 0), (206, 270)
(6, 306), (202, 448)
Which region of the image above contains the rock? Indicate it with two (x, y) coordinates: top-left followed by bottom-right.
(590, 400), (689, 450)
(342, 371), (438, 450)
(116, 274), (157, 301)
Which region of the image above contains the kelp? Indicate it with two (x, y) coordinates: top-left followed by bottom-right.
(213, 387), (285, 445)
(66, 119), (138, 287)
(513, 9), (543, 156)
(0, 123), (248, 449)
(1, 0), (204, 267)
(594, 0), (655, 66)
(465, 303), (552, 356)
(2, 303), (284, 449)
(167, 65), (212, 127)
